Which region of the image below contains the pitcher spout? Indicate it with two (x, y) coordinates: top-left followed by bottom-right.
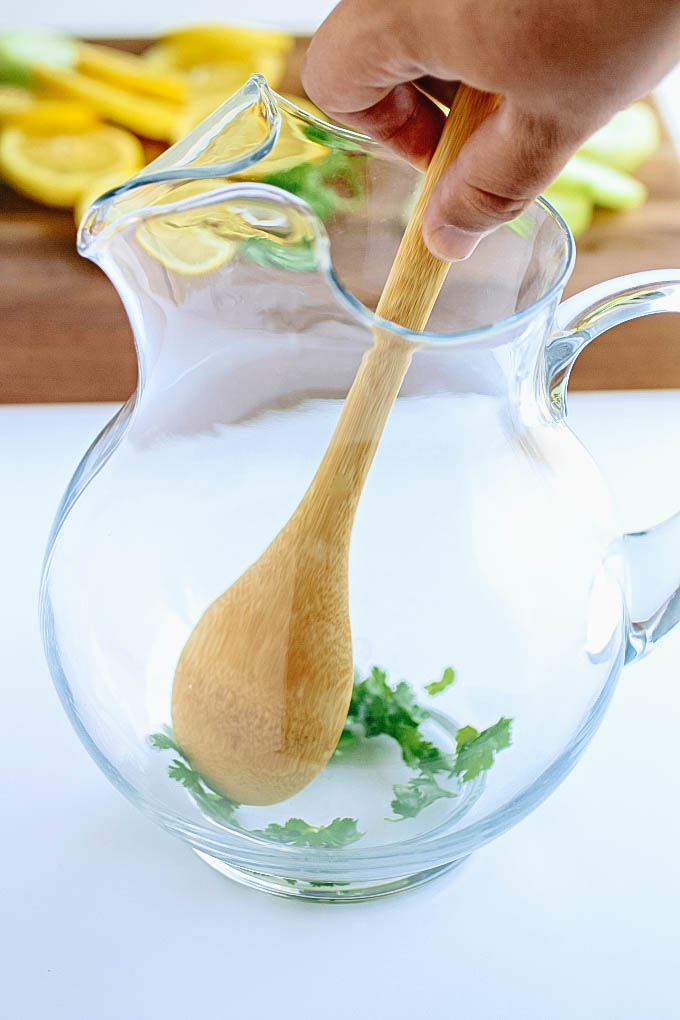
(77, 75), (284, 253)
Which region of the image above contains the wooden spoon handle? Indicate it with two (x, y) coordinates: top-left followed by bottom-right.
(375, 85), (501, 331)
(300, 86), (500, 539)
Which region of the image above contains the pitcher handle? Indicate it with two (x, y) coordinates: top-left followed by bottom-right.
(547, 269), (680, 664)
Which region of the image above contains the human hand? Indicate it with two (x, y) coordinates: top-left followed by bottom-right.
(302, 0), (680, 258)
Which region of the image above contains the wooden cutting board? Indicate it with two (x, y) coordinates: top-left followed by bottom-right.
(2, 37), (679, 403)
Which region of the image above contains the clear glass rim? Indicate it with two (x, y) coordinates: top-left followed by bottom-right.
(78, 75), (575, 346)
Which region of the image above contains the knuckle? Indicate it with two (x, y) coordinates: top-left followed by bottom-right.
(460, 186), (532, 225)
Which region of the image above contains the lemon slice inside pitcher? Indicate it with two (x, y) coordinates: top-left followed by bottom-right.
(136, 217), (238, 276)
(133, 179), (317, 277)
(134, 181), (239, 276)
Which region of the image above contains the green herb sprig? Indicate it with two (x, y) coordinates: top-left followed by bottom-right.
(336, 666), (512, 820)
(151, 665), (512, 838)
(261, 147), (365, 223)
(149, 727), (361, 848)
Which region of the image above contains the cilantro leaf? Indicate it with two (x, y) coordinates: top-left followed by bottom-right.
(338, 669), (460, 771)
(168, 759), (205, 794)
(425, 667), (456, 696)
(250, 817), (363, 848)
(152, 729), (356, 840)
(347, 667), (428, 745)
(148, 725), (180, 753)
(239, 146), (367, 275)
(261, 161), (336, 221)
(301, 122), (333, 146)
(301, 123), (361, 149)
(456, 725), (479, 750)
(149, 674), (513, 836)
(408, 741), (457, 776)
(454, 717), (513, 782)
(260, 148), (365, 224)
(393, 680), (429, 724)
(148, 732), (178, 752)
(166, 756), (240, 823)
(195, 789), (240, 823)
(390, 773), (457, 821)
(241, 236), (318, 273)
(343, 667), (457, 775)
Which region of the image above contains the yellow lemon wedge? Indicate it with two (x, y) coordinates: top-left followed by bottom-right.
(76, 42), (188, 104)
(146, 23), (293, 69)
(0, 123), (144, 207)
(135, 215), (237, 276)
(32, 63), (179, 142)
(133, 179), (240, 274)
(150, 49), (287, 93)
(133, 178), (316, 275)
(162, 22), (293, 52)
(0, 84), (34, 120)
(1, 99), (99, 134)
(176, 53), (286, 104)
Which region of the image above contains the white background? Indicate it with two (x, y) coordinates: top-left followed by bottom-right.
(2, 394), (680, 1020)
(8, 2), (335, 37)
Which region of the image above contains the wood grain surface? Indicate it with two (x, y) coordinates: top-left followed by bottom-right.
(2, 36), (679, 403)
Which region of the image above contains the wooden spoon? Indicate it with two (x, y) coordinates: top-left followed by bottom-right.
(171, 86), (500, 805)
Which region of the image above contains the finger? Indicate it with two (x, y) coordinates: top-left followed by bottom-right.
(334, 82), (446, 169)
(422, 100), (583, 260)
(302, 0), (410, 115)
(301, 0), (445, 168)
(414, 76), (460, 110)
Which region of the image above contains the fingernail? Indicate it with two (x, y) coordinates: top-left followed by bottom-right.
(424, 224), (481, 261)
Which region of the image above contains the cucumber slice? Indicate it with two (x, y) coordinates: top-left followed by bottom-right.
(579, 102), (660, 172)
(0, 28), (76, 86)
(555, 154), (647, 210)
(542, 185), (593, 238)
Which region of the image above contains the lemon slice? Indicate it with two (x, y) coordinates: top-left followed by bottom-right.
(143, 44), (287, 92)
(134, 180), (240, 274)
(135, 215), (237, 276)
(0, 84), (34, 120)
(186, 52), (286, 95)
(133, 177), (317, 276)
(145, 24), (292, 70)
(161, 23), (293, 54)
(0, 123), (144, 207)
(2, 99), (99, 134)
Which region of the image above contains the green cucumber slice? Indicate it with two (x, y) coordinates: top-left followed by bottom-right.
(578, 103), (660, 172)
(0, 28), (76, 86)
(555, 154), (647, 210)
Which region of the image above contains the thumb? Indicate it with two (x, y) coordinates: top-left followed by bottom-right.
(422, 100), (582, 260)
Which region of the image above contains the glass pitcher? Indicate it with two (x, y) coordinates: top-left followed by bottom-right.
(40, 76), (680, 901)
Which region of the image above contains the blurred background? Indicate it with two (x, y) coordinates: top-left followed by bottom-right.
(2, 3), (680, 402)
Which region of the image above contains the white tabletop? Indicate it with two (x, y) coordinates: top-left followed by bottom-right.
(1, 393), (679, 1020)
